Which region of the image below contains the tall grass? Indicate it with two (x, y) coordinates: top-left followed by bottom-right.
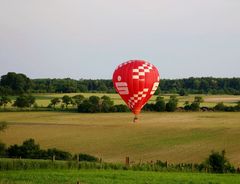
(0, 158), (223, 173)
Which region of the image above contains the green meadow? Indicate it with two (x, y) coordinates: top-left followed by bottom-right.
(1, 169), (240, 184)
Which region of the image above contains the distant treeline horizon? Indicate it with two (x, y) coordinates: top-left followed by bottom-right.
(0, 72), (240, 95)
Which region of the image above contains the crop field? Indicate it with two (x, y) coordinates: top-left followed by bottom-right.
(1, 111), (240, 166)
(1, 169), (240, 184)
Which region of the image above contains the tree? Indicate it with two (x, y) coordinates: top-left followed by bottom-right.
(0, 96), (11, 108)
(154, 97), (166, 112)
(62, 95), (73, 108)
(88, 96), (101, 112)
(72, 95), (85, 106)
(166, 96), (178, 112)
(13, 95), (36, 108)
(101, 95), (114, 112)
(50, 97), (61, 108)
(0, 72), (32, 94)
(89, 96), (100, 105)
(78, 99), (92, 113)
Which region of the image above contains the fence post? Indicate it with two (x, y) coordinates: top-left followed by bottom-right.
(125, 156), (130, 166)
(52, 155), (55, 162)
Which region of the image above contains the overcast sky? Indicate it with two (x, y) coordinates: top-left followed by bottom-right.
(0, 0), (239, 79)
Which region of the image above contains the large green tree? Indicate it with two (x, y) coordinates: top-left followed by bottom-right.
(0, 72), (32, 94)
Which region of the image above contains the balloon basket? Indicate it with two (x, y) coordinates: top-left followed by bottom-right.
(133, 115), (138, 123)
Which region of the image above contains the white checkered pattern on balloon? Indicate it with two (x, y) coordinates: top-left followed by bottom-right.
(117, 60), (134, 69)
(128, 88), (149, 108)
(132, 62), (153, 80)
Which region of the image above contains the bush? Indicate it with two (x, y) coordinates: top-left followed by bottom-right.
(142, 103), (155, 111)
(0, 142), (6, 157)
(6, 138), (72, 160)
(205, 150), (235, 173)
(111, 104), (129, 112)
(75, 153), (99, 162)
(190, 102), (200, 111)
(7, 139), (40, 159)
(46, 148), (72, 160)
(154, 97), (166, 112)
(13, 95), (36, 108)
(184, 101), (191, 111)
(166, 96), (178, 112)
(214, 102), (225, 111)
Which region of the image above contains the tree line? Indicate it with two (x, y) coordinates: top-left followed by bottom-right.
(0, 72), (240, 95)
(1, 94), (239, 112)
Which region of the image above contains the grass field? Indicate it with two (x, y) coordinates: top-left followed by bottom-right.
(1, 111), (240, 166)
(1, 169), (240, 184)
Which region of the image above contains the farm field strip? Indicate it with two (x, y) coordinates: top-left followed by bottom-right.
(1, 111), (240, 166)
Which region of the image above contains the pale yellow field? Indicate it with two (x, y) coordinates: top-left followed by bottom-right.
(1, 111), (240, 166)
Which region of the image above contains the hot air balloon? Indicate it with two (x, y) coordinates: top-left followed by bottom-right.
(112, 60), (160, 122)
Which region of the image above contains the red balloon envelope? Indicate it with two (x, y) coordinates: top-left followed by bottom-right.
(113, 60), (160, 115)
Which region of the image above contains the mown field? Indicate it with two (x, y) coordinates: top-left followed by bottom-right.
(1, 169), (240, 184)
(1, 111), (240, 166)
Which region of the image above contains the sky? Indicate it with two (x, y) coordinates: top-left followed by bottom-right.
(0, 0), (239, 79)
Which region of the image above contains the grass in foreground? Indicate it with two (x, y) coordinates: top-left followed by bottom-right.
(1, 169), (240, 184)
